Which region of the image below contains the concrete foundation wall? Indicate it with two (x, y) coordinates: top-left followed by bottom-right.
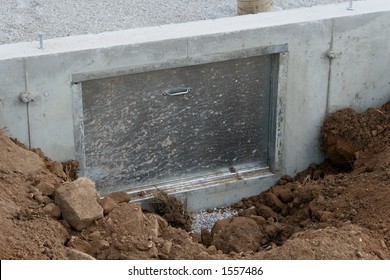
(1, 1), (389, 207)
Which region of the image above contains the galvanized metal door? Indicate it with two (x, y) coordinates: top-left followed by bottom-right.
(80, 55), (273, 194)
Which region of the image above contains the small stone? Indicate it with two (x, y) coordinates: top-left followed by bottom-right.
(66, 236), (94, 256)
(158, 253), (169, 260)
(145, 214), (160, 239)
(380, 240), (387, 249)
(35, 182), (56, 196)
(34, 194), (52, 205)
(96, 240), (110, 250)
(135, 241), (150, 251)
(106, 192), (132, 204)
(149, 243), (159, 258)
(89, 231), (101, 241)
(160, 241), (172, 255)
(42, 203), (61, 219)
(350, 208), (358, 216)
(67, 248), (96, 260)
(98, 196), (118, 215)
(207, 245), (218, 255)
(50, 161), (67, 179)
(149, 213), (168, 229)
(355, 251), (363, 259)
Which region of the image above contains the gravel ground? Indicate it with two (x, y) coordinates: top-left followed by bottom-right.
(191, 207), (239, 233)
(0, 0), (354, 45)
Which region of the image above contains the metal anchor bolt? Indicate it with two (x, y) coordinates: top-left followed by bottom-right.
(38, 33), (44, 49)
(347, 0), (354, 10)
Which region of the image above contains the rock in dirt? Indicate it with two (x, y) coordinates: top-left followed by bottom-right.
(54, 177), (103, 230)
(98, 196), (118, 215)
(67, 236), (94, 256)
(35, 181), (56, 196)
(66, 248), (96, 260)
(34, 194), (52, 205)
(106, 191), (132, 204)
(146, 212), (168, 229)
(211, 217), (262, 254)
(143, 213), (160, 239)
(42, 203), (61, 219)
(50, 161), (67, 179)
(107, 203), (145, 237)
(160, 241), (173, 255)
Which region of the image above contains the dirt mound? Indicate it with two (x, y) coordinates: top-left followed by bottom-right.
(257, 223), (388, 260)
(0, 102), (389, 260)
(321, 103), (389, 168)
(0, 132), (43, 173)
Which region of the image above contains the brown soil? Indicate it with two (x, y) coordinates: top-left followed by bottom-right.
(0, 102), (389, 260)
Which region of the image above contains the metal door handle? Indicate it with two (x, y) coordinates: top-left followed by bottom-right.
(163, 87), (192, 96)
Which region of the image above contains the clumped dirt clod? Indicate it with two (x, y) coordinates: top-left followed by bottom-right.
(0, 101), (389, 260)
(152, 189), (192, 232)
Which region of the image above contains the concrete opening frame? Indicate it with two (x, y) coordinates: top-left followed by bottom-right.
(71, 44), (288, 209)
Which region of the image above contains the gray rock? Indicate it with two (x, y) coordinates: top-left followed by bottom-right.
(55, 177), (103, 231)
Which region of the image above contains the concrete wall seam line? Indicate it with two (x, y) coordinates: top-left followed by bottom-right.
(325, 18), (335, 117)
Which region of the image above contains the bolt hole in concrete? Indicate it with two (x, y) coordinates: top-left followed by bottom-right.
(2, 0), (356, 45)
